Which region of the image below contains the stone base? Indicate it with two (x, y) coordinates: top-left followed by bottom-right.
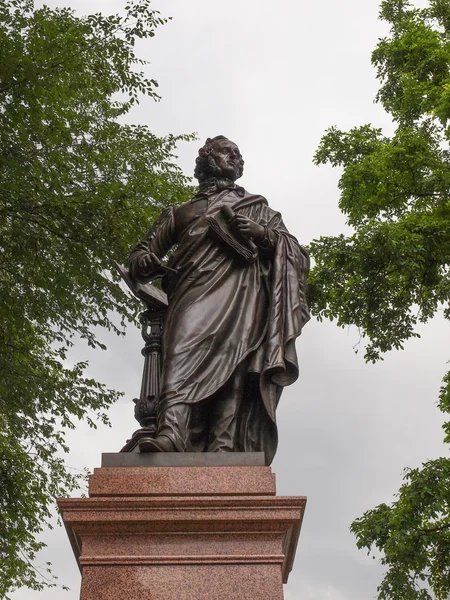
(58, 454), (306, 600)
(102, 451), (266, 467)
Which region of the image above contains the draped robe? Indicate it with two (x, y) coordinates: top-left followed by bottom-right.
(129, 181), (310, 464)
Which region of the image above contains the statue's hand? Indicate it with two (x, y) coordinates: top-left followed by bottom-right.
(138, 252), (164, 275)
(230, 215), (265, 241)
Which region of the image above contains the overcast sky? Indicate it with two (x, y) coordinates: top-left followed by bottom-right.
(12, 1), (449, 599)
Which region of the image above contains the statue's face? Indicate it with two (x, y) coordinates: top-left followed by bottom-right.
(209, 138), (242, 181)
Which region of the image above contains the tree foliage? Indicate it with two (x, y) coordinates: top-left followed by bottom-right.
(0, 0), (193, 596)
(309, 1), (450, 598)
(351, 369), (450, 600)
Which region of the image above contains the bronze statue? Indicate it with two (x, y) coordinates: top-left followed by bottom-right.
(128, 136), (310, 464)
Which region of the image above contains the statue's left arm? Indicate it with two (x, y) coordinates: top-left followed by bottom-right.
(237, 201), (310, 464)
(233, 203), (306, 258)
(259, 204), (310, 385)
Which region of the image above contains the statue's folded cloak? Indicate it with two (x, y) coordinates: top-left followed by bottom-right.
(129, 184), (310, 464)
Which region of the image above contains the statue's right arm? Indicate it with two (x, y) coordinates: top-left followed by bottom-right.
(128, 206), (176, 283)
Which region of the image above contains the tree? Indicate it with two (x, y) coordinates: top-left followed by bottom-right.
(309, 0), (450, 598)
(0, 1), (193, 596)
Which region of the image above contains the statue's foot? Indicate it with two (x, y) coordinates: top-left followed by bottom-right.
(139, 435), (177, 453)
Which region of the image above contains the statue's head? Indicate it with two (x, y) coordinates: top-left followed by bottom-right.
(194, 136), (244, 183)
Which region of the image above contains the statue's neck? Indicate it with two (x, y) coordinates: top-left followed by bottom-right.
(198, 177), (237, 193)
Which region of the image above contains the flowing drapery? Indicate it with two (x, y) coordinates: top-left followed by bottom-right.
(129, 184), (310, 463)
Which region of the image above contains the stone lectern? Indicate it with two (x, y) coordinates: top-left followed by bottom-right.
(58, 136), (309, 599)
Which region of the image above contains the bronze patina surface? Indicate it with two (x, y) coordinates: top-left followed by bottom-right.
(127, 136), (310, 464)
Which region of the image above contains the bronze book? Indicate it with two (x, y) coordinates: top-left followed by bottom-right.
(206, 205), (258, 263)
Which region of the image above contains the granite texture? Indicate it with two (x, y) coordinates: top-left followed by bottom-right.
(89, 465), (276, 497)
(80, 564), (284, 600)
(58, 464), (306, 599)
(81, 531), (284, 558)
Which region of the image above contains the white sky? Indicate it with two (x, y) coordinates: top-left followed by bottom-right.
(11, 1), (449, 599)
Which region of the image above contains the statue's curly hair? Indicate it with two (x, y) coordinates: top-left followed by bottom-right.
(194, 135), (244, 182)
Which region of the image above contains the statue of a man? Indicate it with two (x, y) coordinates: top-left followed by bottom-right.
(129, 136), (310, 464)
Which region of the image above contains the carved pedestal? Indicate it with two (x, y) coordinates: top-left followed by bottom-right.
(58, 454), (306, 600)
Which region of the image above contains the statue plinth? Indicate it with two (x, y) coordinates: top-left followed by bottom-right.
(58, 454), (306, 600)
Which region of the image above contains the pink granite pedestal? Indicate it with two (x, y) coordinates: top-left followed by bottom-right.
(58, 455), (306, 600)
